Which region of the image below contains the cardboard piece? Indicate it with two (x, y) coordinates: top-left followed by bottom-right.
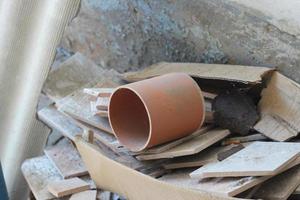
(136, 128), (230, 160)
(190, 142), (300, 179)
(69, 190), (97, 200)
(56, 79), (119, 134)
(254, 72), (300, 141)
(122, 62), (273, 84)
(44, 140), (88, 179)
(253, 165), (300, 200)
(47, 177), (90, 197)
(75, 137), (240, 200)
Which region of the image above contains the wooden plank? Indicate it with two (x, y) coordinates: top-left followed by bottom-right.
(134, 125), (213, 155)
(253, 165), (300, 200)
(48, 177), (90, 197)
(56, 79), (119, 134)
(221, 134), (268, 145)
(122, 62), (274, 84)
(95, 110), (108, 117)
(136, 128), (230, 160)
(69, 190), (97, 200)
(21, 156), (62, 200)
(44, 140), (88, 179)
(95, 97), (109, 110)
(254, 72), (300, 141)
(190, 142), (300, 179)
(163, 144), (242, 170)
(255, 114), (298, 142)
(84, 88), (114, 98)
(160, 157), (300, 197)
(38, 105), (83, 141)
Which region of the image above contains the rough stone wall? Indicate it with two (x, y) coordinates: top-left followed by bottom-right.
(60, 0), (300, 82)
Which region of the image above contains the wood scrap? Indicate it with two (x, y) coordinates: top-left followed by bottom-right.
(160, 156), (300, 197)
(56, 79), (118, 134)
(202, 91), (217, 100)
(44, 140), (88, 179)
(95, 97), (109, 110)
(38, 105), (83, 142)
(190, 142), (300, 179)
(163, 144), (242, 170)
(82, 129), (94, 143)
(95, 110), (108, 117)
(69, 190), (97, 200)
(221, 134), (268, 146)
(122, 62), (274, 84)
(84, 88), (114, 98)
(254, 72), (300, 141)
(21, 156), (62, 200)
(47, 177), (90, 197)
(253, 165), (300, 200)
(134, 125), (213, 155)
(217, 144), (244, 161)
(136, 128), (230, 160)
(255, 114), (298, 142)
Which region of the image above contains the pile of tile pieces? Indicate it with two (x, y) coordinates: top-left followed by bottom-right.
(22, 53), (300, 200)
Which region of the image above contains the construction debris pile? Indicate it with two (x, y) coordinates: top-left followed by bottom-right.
(22, 53), (300, 200)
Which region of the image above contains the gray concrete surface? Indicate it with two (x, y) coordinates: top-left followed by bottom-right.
(60, 0), (300, 81)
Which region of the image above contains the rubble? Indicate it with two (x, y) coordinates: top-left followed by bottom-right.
(22, 58), (300, 200)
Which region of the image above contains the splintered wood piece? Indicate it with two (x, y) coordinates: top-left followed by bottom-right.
(48, 177), (90, 198)
(253, 165), (300, 200)
(90, 101), (98, 115)
(84, 88), (114, 98)
(56, 80), (118, 134)
(69, 190), (97, 200)
(95, 110), (108, 117)
(96, 97), (109, 110)
(136, 128), (230, 160)
(82, 129), (94, 143)
(160, 157), (300, 197)
(190, 142), (300, 179)
(254, 114), (298, 142)
(163, 144), (240, 170)
(38, 105), (83, 141)
(202, 91), (217, 100)
(44, 140), (88, 179)
(255, 72), (300, 141)
(221, 134), (268, 145)
(134, 125), (213, 155)
(21, 156), (62, 200)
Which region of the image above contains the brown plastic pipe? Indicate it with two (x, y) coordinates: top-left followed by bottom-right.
(108, 73), (205, 152)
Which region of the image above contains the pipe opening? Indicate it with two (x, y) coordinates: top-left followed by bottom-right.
(109, 88), (150, 152)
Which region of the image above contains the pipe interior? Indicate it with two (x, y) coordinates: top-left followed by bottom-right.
(109, 88), (150, 151)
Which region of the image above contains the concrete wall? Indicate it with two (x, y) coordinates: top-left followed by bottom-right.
(60, 0), (300, 81)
